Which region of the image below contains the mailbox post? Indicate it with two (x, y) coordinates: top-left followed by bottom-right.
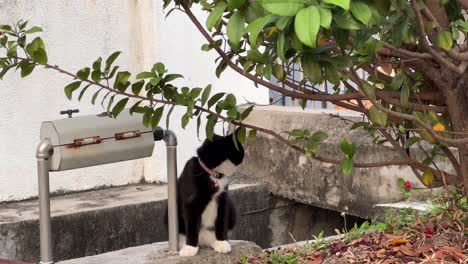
(36, 110), (178, 264)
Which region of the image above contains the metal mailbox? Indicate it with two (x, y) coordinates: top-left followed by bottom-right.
(36, 109), (179, 264)
(40, 111), (154, 171)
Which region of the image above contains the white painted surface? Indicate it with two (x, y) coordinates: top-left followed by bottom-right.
(0, 1), (268, 201)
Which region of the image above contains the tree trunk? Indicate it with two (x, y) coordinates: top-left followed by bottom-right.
(445, 77), (468, 196)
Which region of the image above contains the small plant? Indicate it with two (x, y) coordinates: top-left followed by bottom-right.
(303, 231), (329, 251)
(342, 221), (387, 243)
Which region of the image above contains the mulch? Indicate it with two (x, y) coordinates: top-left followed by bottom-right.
(243, 229), (467, 264)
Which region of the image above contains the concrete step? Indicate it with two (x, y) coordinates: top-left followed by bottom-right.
(57, 240), (261, 264)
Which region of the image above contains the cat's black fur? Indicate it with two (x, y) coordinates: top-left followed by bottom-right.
(165, 129), (244, 256)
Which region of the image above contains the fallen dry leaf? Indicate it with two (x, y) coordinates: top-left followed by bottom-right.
(392, 238), (409, 246)
(399, 245), (419, 257)
(376, 248), (386, 258)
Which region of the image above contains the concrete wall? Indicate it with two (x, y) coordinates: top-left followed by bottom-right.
(239, 106), (454, 218)
(0, 1), (268, 202)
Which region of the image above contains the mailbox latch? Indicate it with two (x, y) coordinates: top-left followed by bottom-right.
(73, 136), (102, 147)
(115, 130), (141, 140)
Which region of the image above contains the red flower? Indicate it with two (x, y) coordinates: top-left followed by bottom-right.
(404, 181), (411, 189)
(423, 229), (433, 238)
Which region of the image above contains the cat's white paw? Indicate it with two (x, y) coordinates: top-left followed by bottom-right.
(211, 240), (231, 253)
(179, 245), (199, 257)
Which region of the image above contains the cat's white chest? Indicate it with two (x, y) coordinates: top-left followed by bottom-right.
(201, 198), (218, 228)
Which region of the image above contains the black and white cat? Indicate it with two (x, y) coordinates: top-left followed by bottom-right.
(166, 129), (244, 257)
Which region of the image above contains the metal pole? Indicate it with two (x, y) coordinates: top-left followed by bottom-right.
(163, 130), (178, 252)
(36, 139), (54, 264)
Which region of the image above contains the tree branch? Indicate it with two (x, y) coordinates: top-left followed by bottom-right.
(349, 69), (468, 145)
(411, 0), (463, 75)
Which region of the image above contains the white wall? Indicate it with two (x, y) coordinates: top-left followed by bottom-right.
(152, 1), (269, 181)
(0, 1), (268, 202)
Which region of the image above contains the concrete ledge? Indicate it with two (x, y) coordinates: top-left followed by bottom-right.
(0, 182), (363, 262)
(57, 240), (261, 264)
(240, 107), (453, 219)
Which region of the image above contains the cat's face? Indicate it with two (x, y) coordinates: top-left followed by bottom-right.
(197, 129), (245, 176)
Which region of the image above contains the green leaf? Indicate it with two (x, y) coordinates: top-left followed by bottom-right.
(114, 71), (131, 92)
(150, 77), (161, 86)
(323, 0), (350, 10)
(237, 127), (247, 144)
(105, 51), (121, 70)
(143, 108), (153, 127)
(340, 138), (356, 159)
(334, 9), (362, 30)
(26, 38), (48, 64)
(436, 31), (453, 50)
(301, 55), (322, 84)
(245, 15), (273, 49)
(91, 88), (102, 105)
(276, 17), (291, 31)
(390, 72), (404, 90)
(25, 26), (43, 34)
(350, 1), (371, 25)
(241, 105), (254, 120)
(132, 80), (145, 95)
(340, 159), (353, 176)
(318, 7), (332, 29)
(311, 131), (328, 142)
(91, 70), (101, 83)
(369, 106), (388, 127)
(0, 25), (12, 31)
(227, 11), (245, 49)
(129, 100), (143, 116)
(112, 98), (129, 118)
(92, 57), (102, 70)
(227, 107), (238, 119)
(228, 0), (246, 10)
(208, 92), (225, 108)
(260, 0), (304, 16)
(299, 99), (307, 109)
(206, 115), (216, 140)
(78, 84), (91, 101)
(64, 81), (82, 100)
(404, 137), (421, 148)
(294, 6), (320, 48)
(164, 74), (183, 82)
(226, 93), (237, 107)
(201, 44), (212, 51)
(400, 83), (409, 107)
(196, 115), (202, 139)
(153, 63), (165, 75)
(77, 67), (90, 80)
(249, 129), (257, 139)
(306, 139), (318, 156)
(290, 129), (304, 138)
(323, 63), (340, 86)
(206, 1), (227, 31)
(20, 62), (35, 78)
(152, 106), (165, 128)
(272, 64), (285, 81)
(166, 105), (175, 128)
(277, 31), (287, 61)
(201, 84), (212, 106)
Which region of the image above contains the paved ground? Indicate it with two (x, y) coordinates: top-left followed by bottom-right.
(57, 240), (261, 264)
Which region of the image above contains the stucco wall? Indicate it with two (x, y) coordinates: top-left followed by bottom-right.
(0, 0), (268, 202)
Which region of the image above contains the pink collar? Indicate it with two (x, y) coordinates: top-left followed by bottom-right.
(198, 158), (218, 177)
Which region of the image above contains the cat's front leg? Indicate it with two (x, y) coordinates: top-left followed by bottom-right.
(211, 193), (231, 254)
(180, 210), (201, 257)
